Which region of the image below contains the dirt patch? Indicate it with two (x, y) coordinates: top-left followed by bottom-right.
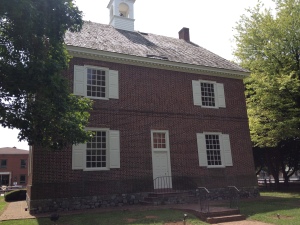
(145, 215), (159, 219)
(271, 215), (294, 220)
(125, 218), (137, 223)
(164, 222), (190, 225)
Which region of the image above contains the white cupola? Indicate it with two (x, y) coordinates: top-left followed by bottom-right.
(107, 0), (136, 32)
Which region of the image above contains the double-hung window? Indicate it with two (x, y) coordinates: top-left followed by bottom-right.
(72, 128), (120, 171)
(73, 65), (119, 100)
(86, 68), (106, 98)
(0, 160), (7, 168)
(86, 130), (107, 169)
(20, 175), (26, 185)
(192, 80), (226, 108)
(197, 133), (233, 168)
(21, 159), (26, 169)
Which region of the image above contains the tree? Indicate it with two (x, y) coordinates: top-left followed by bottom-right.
(0, 0), (93, 149)
(234, 0), (300, 187)
(279, 139), (300, 185)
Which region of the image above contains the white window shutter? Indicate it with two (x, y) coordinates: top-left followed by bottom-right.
(109, 70), (119, 99)
(192, 80), (202, 106)
(197, 133), (208, 167)
(222, 134), (233, 166)
(74, 65), (86, 96)
(216, 83), (226, 108)
(72, 143), (86, 170)
(109, 130), (120, 168)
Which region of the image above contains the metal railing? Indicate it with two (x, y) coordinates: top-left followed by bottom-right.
(153, 176), (172, 192)
(197, 187), (210, 212)
(228, 186), (240, 209)
(153, 176), (198, 193)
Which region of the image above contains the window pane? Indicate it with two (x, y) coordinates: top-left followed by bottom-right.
(205, 134), (222, 166)
(86, 68), (106, 98)
(21, 159), (26, 168)
(201, 82), (216, 107)
(86, 131), (107, 168)
(1, 160), (7, 168)
(20, 175), (26, 184)
(153, 132), (166, 149)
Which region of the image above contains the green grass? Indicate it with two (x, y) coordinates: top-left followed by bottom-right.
(0, 196), (7, 215)
(240, 191), (300, 225)
(0, 209), (207, 225)
(1, 191), (300, 225)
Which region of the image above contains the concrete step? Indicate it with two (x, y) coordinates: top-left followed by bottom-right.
(148, 191), (190, 198)
(202, 208), (240, 217)
(206, 214), (246, 224)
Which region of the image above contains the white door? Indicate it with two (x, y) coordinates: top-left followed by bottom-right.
(151, 130), (172, 189)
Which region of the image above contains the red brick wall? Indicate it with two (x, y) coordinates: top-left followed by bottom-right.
(0, 154), (28, 186)
(29, 58), (256, 200)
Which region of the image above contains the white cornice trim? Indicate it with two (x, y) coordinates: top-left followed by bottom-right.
(66, 46), (250, 79)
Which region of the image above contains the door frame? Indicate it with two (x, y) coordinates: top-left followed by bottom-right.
(0, 172), (11, 186)
(151, 130), (172, 189)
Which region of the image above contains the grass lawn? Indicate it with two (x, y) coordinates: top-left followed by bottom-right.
(0, 191), (300, 225)
(0, 209), (206, 225)
(240, 191), (300, 225)
(0, 196), (7, 216)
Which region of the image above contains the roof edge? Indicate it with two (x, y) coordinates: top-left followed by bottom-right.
(66, 46), (250, 79)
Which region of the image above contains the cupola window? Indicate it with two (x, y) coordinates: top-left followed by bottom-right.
(119, 3), (129, 18)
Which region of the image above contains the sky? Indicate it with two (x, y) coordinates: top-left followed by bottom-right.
(0, 0), (275, 150)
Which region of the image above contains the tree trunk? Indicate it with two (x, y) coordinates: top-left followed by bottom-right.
(265, 147), (281, 190)
(280, 159), (289, 187)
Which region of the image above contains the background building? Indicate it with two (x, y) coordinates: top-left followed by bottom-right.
(0, 147), (29, 186)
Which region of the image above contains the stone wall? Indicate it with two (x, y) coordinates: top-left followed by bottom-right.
(28, 186), (259, 214)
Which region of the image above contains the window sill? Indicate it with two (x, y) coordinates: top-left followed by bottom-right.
(86, 96), (109, 100)
(207, 165), (226, 169)
(83, 168), (110, 171)
(200, 106), (219, 109)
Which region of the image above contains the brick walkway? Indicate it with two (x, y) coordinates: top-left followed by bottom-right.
(0, 201), (273, 225)
(0, 201), (35, 220)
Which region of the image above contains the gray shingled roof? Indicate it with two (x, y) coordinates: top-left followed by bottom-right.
(0, 147), (29, 154)
(65, 21), (248, 73)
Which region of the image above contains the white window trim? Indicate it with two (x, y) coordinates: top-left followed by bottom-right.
(197, 132), (233, 169)
(151, 130), (170, 151)
(84, 128), (110, 171)
(192, 80), (226, 109)
(73, 65), (119, 100)
(203, 132), (225, 168)
(85, 65), (109, 100)
(199, 80), (218, 109)
(72, 127), (120, 172)
(150, 130), (172, 188)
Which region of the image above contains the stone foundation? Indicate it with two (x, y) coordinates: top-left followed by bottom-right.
(27, 186), (259, 214)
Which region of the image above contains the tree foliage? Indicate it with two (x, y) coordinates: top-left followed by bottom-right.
(234, 0), (300, 147)
(0, 0), (93, 149)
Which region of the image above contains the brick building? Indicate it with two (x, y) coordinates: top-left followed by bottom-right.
(0, 147), (28, 186)
(27, 0), (257, 212)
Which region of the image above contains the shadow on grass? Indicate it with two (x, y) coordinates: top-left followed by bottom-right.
(0, 209), (206, 225)
(239, 195), (300, 217)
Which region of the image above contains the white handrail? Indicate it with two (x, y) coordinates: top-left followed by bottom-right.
(228, 186), (240, 192)
(198, 187), (210, 193)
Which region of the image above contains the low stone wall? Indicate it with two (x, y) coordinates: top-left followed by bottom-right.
(28, 192), (148, 213)
(27, 186), (259, 214)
